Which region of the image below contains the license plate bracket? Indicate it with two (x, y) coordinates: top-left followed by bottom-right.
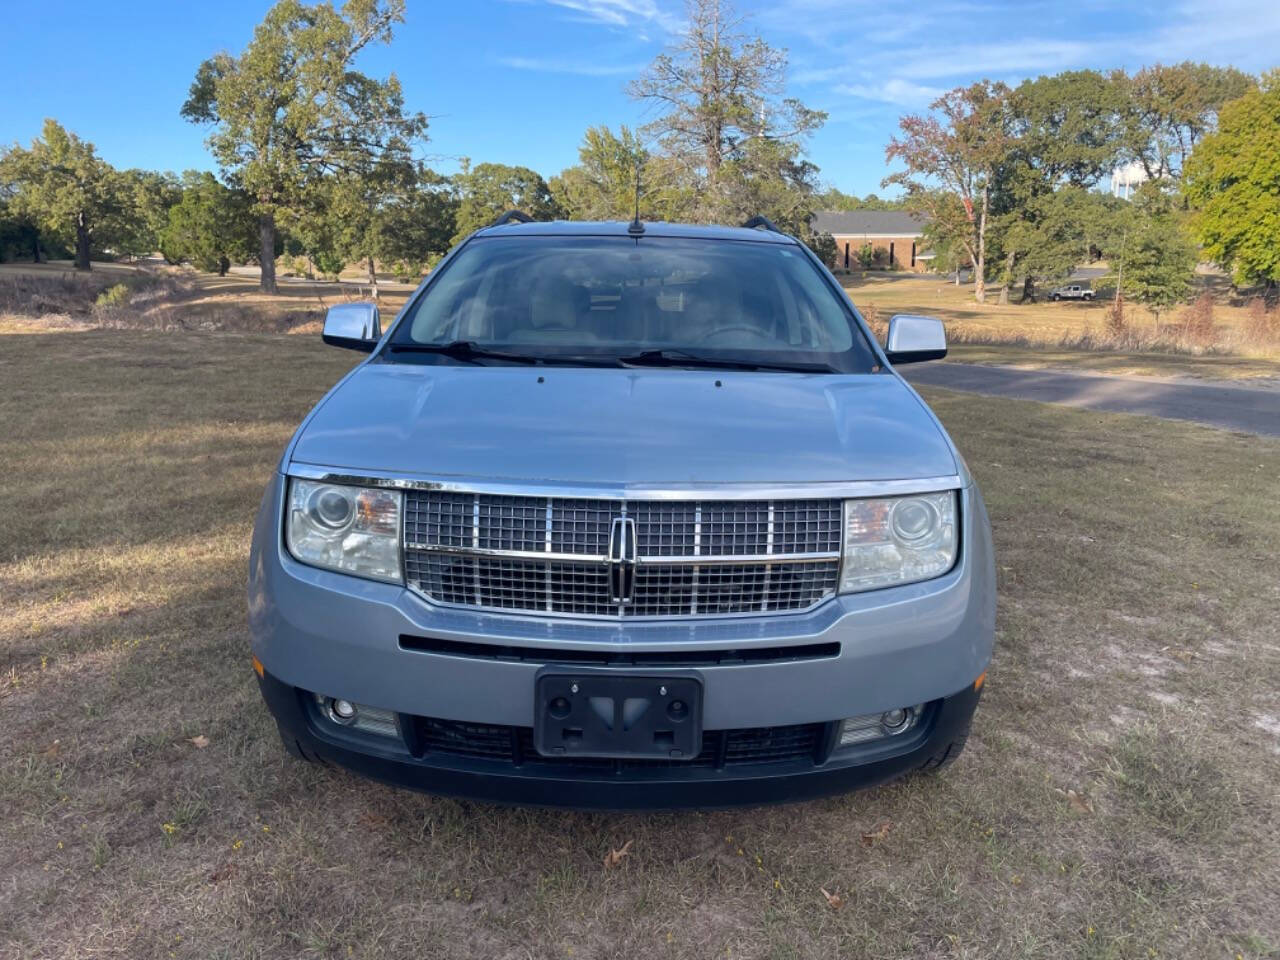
(533, 670), (703, 760)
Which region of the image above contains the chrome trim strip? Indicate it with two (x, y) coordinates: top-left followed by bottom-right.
(401, 581), (837, 622)
(288, 464), (965, 500)
(404, 542), (840, 565)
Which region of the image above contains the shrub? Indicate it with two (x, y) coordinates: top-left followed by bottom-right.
(1104, 293), (1127, 338)
(804, 232), (837, 270)
(94, 283), (130, 309)
(1180, 292), (1216, 346)
(1245, 296), (1278, 344)
(857, 243), (874, 270)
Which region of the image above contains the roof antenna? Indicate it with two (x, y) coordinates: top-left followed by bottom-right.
(628, 160), (644, 235)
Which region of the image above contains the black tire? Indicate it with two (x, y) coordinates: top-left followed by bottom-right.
(1050, 294), (1060, 301)
(917, 725), (970, 773)
(1083, 293), (1094, 300)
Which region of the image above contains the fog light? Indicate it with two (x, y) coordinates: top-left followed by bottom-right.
(838, 704), (923, 748)
(317, 694), (399, 738)
(881, 708), (908, 732)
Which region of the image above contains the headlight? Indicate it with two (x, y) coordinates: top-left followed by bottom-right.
(286, 479), (402, 583)
(839, 491), (957, 593)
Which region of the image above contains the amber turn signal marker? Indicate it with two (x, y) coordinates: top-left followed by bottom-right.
(252, 655), (265, 678)
(973, 670), (987, 691)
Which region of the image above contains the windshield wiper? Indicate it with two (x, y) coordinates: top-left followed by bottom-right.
(616, 349), (837, 374)
(387, 340), (611, 366)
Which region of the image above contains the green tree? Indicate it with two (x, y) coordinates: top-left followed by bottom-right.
(0, 119), (128, 270)
(181, 0), (427, 293)
(375, 168), (458, 279)
(628, 0), (825, 224)
(159, 172), (257, 274)
(1183, 72), (1280, 291)
(1121, 62), (1255, 181)
(805, 231), (837, 268)
(815, 188), (905, 212)
(550, 125), (650, 221)
(117, 169), (182, 260)
(451, 161), (558, 244)
(990, 71), (1128, 301)
(0, 188), (42, 262)
(885, 82), (1013, 303)
(719, 135), (822, 235)
(1111, 183), (1197, 319)
(998, 187), (1125, 301)
(327, 154), (418, 296)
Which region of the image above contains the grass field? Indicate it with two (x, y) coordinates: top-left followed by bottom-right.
(0, 260), (415, 335)
(2, 327), (1278, 959)
(841, 272), (1280, 380)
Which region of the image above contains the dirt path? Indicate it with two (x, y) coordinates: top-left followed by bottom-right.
(903, 361), (1280, 436)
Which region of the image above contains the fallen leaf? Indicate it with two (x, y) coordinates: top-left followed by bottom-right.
(43, 739), (61, 758)
(1066, 789), (1093, 814)
(861, 820), (894, 846)
(189, 735), (210, 749)
(603, 839), (633, 869)
(820, 887), (844, 910)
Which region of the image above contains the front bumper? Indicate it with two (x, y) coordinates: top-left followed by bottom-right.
(260, 666), (982, 809)
(249, 472), (995, 806)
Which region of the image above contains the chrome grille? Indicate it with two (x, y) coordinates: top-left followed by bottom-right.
(403, 492), (842, 619)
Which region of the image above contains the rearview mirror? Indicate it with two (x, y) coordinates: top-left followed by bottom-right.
(884, 314), (946, 365)
(323, 302), (381, 352)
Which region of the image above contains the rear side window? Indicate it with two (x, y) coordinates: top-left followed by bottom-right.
(396, 235), (877, 371)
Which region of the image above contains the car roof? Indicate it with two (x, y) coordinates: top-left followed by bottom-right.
(471, 219), (798, 245)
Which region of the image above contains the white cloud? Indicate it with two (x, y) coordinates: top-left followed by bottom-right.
(834, 78), (945, 107)
(542, 0), (683, 31)
(497, 55), (645, 76)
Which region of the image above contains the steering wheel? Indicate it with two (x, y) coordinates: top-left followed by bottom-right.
(697, 325), (773, 347)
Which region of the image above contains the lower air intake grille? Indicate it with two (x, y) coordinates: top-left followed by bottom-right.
(414, 717), (826, 770)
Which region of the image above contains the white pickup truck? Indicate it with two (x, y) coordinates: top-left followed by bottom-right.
(1049, 283), (1095, 301)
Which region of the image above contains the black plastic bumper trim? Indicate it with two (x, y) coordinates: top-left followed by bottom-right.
(257, 668), (982, 810)
(397, 634), (840, 667)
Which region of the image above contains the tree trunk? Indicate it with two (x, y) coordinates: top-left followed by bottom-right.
(367, 255), (379, 300)
(31, 231), (41, 263)
(1018, 277), (1035, 304)
(74, 214), (91, 271)
(258, 211), (277, 294)
(218, 255), (230, 277)
(973, 186), (988, 304)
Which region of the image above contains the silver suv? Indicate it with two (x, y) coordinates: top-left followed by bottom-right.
(248, 215), (995, 808)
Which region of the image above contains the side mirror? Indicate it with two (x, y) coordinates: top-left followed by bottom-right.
(885, 314), (946, 365)
(322, 302), (381, 352)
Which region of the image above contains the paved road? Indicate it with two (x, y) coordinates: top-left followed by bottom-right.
(902, 362), (1280, 437)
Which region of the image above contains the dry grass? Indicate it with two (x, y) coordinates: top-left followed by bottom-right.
(2, 326), (1279, 958)
(0, 261), (413, 336)
(843, 272), (1280, 381)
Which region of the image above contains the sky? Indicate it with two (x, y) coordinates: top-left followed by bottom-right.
(3, 0), (1279, 196)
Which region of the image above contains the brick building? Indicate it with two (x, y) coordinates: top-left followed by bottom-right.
(810, 210), (931, 272)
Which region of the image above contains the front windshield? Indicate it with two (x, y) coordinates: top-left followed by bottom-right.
(389, 235), (877, 372)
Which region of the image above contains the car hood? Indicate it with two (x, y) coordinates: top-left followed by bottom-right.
(289, 363), (958, 487)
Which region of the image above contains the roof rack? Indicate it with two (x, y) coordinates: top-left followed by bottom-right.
(489, 209), (535, 228)
(741, 215), (782, 233)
